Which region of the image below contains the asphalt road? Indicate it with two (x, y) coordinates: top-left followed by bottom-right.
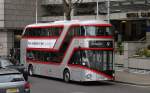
(29, 76), (150, 93)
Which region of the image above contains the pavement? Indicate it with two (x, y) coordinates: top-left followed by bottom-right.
(115, 69), (150, 86)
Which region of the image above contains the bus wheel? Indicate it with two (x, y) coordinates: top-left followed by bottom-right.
(63, 70), (70, 83)
(28, 65), (33, 76)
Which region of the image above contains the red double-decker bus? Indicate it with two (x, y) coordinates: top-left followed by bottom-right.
(21, 20), (114, 82)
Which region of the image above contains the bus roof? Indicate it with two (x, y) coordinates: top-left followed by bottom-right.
(26, 20), (111, 28)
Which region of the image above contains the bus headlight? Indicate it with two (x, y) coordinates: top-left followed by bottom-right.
(82, 62), (86, 66)
(85, 74), (92, 79)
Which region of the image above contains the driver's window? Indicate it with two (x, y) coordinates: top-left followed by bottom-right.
(69, 51), (81, 65)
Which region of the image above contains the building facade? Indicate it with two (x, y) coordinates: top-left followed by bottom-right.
(0, 0), (36, 56)
(40, 0), (150, 41)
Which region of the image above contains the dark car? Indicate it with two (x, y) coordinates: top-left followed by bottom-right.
(0, 58), (28, 81)
(0, 68), (30, 93)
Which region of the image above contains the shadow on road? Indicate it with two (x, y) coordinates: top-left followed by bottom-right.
(29, 75), (64, 82)
(71, 81), (114, 86)
(29, 75), (115, 86)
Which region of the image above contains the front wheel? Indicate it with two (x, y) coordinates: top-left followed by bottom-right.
(63, 70), (70, 83)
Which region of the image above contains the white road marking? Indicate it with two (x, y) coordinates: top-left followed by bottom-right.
(71, 92), (87, 93)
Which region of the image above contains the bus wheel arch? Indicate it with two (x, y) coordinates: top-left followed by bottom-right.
(28, 64), (33, 76)
(63, 68), (70, 83)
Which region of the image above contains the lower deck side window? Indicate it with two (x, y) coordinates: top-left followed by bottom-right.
(26, 50), (63, 63)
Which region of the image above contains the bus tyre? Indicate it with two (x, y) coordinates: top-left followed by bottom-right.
(63, 70), (70, 83)
(28, 65), (33, 76)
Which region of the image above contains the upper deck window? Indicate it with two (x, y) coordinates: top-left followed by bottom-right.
(69, 25), (112, 36)
(24, 26), (63, 37)
(83, 26), (112, 36)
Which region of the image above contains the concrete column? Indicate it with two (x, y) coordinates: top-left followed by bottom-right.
(0, 30), (14, 57)
(0, 30), (7, 56)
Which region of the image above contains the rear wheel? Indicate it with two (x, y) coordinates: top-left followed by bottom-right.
(28, 65), (33, 76)
(63, 70), (70, 83)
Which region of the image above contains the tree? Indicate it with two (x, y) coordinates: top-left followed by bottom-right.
(63, 0), (83, 20)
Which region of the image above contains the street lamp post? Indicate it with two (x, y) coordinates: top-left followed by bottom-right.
(96, 0), (99, 19)
(107, 0), (110, 23)
(36, 0), (38, 23)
